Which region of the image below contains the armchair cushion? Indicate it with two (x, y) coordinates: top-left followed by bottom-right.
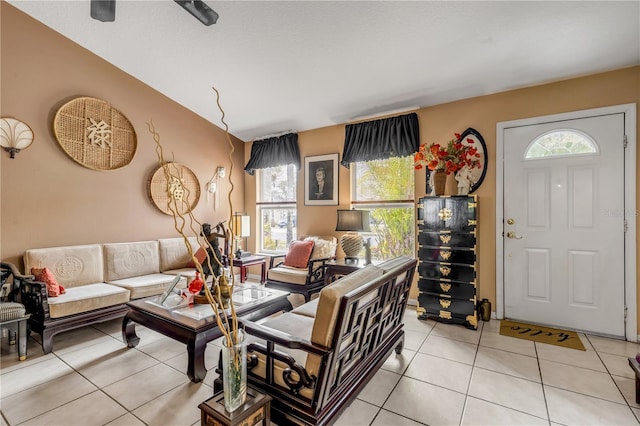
(267, 265), (310, 285)
(283, 240), (315, 268)
(304, 236), (337, 260)
(247, 312), (318, 399)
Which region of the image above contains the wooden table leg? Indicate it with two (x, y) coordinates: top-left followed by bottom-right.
(122, 315), (140, 348)
(187, 334), (208, 383)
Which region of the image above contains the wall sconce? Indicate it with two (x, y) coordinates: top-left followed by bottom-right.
(0, 118), (34, 159)
(206, 166), (226, 209)
(336, 209), (371, 263)
(233, 212), (251, 258)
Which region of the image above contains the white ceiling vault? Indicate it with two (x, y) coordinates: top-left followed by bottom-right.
(7, 0), (640, 142)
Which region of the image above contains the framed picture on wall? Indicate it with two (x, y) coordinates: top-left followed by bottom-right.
(304, 153), (339, 205)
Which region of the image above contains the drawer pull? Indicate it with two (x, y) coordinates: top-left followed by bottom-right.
(439, 235), (452, 244)
(440, 250), (452, 260)
(439, 310), (452, 319)
(439, 299), (451, 309)
(438, 208), (453, 221)
(439, 266), (451, 276)
(440, 283), (451, 292)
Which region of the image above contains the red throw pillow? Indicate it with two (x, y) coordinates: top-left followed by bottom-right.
(187, 247), (208, 267)
(283, 240), (315, 268)
(31, 267), (62, 297)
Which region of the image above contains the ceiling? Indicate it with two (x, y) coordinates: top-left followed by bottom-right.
(7, 0), (640, 142)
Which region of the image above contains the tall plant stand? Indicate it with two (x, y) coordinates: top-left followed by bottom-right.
(199, 386), (271, 426)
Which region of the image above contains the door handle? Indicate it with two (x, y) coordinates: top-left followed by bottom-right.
(506, 231), (523, 239)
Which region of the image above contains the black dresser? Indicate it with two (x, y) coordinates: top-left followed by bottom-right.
(416, 195), (478, 329)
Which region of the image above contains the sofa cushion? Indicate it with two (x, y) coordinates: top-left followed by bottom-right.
(162, 268), (200, 283)
(303, 236), (337, 260)
(267, 265), (309, 285)
(247, 312), (317, 399)
(311, 265), (383, 348)
(103, 241), (160, 282)
(107, 273), (187, 299)
(46, 283), (130, 319)
(158, 237), (199, 271)
(24, 244), (104, 289)
(283, 240), (314, 268)
(291, 298), (318, 318)
(31, 267), (64, 297)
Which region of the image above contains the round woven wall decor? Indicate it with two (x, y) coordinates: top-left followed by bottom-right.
(148, 163), (201, 216)
(53, 96), (136, 170)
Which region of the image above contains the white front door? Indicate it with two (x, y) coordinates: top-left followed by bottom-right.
(502, 113), (626, 337)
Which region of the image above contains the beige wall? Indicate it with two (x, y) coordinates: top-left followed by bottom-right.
(0, 4), (245, 269)
(244, 67), (640, 323)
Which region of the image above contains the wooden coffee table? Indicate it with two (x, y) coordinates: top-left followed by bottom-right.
(122, 284), (291, 383)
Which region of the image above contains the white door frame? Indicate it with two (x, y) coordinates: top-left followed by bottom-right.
(496, 103), (637, 340)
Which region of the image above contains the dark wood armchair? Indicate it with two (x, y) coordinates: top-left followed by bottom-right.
(265, 236), (337, 302)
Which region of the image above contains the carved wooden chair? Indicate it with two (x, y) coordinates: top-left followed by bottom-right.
(265, 236), (337, 302)
(0, 262), (32, 360)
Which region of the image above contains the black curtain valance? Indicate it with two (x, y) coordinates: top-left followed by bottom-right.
(244, 133), (301, 175)
(341, 112), (420, 168)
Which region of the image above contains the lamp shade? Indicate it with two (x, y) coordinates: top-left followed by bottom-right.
(335, 210), (371, 232)
(233, 213), (251, 237)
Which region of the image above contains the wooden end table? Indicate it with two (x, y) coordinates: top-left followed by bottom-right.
(199, 386), (271, 426)
(232, 255), (266, 284)
(324, 259), (368, 285)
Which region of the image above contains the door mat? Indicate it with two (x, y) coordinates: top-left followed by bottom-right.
(500, 320), (586, 351)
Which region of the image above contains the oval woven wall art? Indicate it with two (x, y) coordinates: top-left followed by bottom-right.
(148, 163), (201, 216)
(53, 96), (136, 170)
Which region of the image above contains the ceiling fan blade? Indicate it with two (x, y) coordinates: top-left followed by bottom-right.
(91, 0), (116, 22)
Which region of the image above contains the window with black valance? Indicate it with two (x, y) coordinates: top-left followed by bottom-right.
(244, 133), (301, 175)
(341, 112), (420, 167)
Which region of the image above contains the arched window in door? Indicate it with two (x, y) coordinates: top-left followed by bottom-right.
(524, 129), (598, 159)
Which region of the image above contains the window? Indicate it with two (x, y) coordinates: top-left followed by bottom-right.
(525, 130), (598, 159)
(257, 164), (297, 253)
(352, 156), (415, 262)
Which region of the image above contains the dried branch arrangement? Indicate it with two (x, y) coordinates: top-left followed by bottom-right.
(146, 85), (241, 348)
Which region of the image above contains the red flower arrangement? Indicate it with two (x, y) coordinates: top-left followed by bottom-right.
(414, 133), (481, 174)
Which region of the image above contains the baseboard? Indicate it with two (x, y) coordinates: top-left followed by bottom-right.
(407, 298), (418, 307)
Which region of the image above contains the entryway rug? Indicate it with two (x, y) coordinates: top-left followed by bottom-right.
(499, 320), (586, 351)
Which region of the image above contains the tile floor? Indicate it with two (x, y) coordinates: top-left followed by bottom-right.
(2, 305), (640, 426)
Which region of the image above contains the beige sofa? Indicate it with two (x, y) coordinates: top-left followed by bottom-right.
(21, 237), (201, 353)
(221, 256), (417, 425)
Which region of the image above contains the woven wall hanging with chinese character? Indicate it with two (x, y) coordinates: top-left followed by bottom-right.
(53, 96), (137, 170)
(148, 163), (201, 215)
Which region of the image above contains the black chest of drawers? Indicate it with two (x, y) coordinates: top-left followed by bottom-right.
(416, 195), (478, 329)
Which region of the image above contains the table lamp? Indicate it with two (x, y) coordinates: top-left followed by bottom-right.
(233, 212), (251, 258)
(336, 209), (371, 263)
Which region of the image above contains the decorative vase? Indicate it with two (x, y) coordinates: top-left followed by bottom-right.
(221, 329), (247, 412)
(433, 169), (447, 196)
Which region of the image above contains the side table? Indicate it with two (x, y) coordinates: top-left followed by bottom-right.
(199, 386), (271, 426)
(232, 256), (266, 284)
(324, 259), (368, 285)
